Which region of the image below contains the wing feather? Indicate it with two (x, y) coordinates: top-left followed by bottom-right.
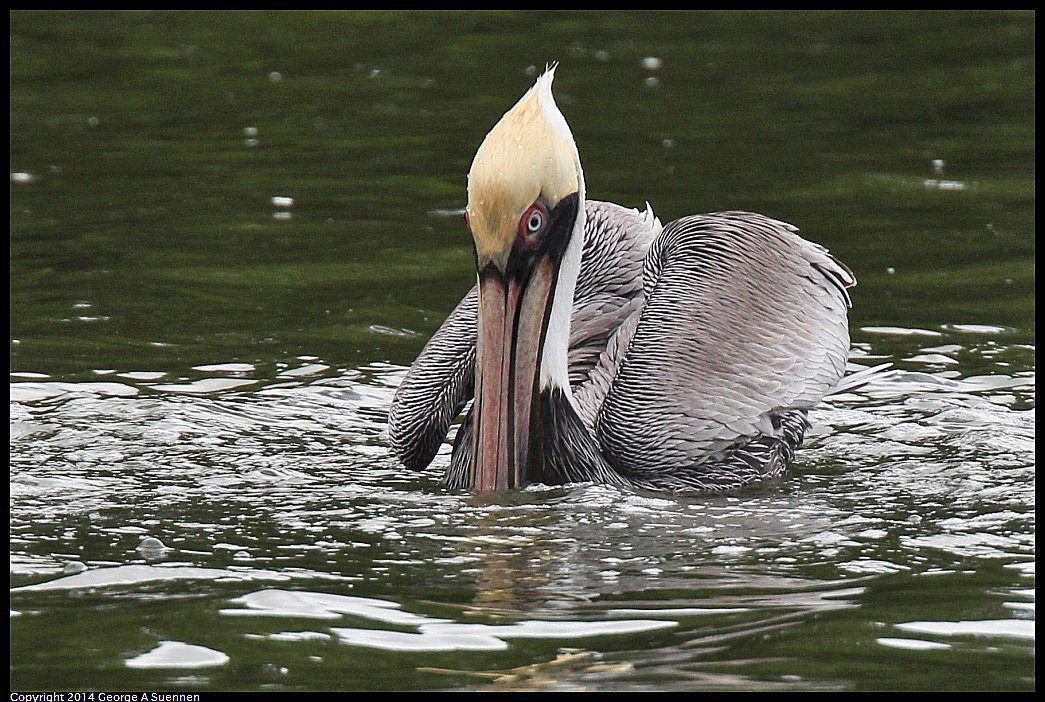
(388, 287), (476, 471)
(596, 212), (853, 475)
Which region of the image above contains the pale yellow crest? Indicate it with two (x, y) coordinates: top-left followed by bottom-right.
(466, 66), (582, 268)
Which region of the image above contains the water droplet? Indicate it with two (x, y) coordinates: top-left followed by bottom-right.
(138, 536), (169, 562)
(923, 178), (966, 191)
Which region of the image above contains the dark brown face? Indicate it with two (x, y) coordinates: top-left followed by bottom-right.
(467, 193), (579, 491)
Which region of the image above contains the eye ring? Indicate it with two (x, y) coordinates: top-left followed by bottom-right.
(518, 201), (549, 246)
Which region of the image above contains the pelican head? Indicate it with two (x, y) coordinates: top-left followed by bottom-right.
(464, 66), (587, 492)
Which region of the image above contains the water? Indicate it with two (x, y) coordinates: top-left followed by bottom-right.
(10, 11), (1034, 691)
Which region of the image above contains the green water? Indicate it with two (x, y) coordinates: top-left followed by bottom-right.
(10, 10), (1034, 691)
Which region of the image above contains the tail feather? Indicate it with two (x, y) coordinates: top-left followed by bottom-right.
(826, 362), (896, 397)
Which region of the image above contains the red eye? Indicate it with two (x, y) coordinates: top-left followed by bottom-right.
(518, 201), (548, 246)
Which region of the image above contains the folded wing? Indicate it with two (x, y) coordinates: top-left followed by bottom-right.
(595, 212), (854, 477)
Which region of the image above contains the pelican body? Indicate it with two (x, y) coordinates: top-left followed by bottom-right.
(388, 68), (855, 493)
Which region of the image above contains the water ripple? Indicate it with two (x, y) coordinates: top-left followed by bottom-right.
(9, 338), (1035, 689)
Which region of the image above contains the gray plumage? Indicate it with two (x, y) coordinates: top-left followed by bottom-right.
(388, 199), (856, 493)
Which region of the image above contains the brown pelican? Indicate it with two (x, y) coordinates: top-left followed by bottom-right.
(388, 66), (861, 493)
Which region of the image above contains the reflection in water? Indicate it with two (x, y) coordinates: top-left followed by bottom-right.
(9, 328), (1035, 689)
(894, 619), (1035, 640)
(221, 588), (677, 653)
(125, 641), (230, 670)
